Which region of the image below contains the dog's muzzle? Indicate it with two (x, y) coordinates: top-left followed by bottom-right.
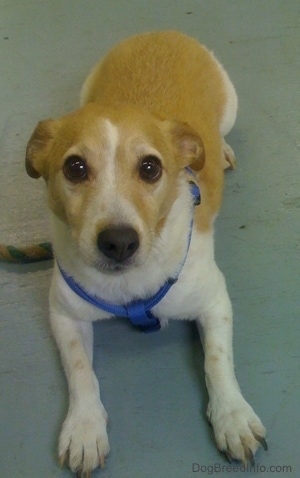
(97, 226), (140, 263)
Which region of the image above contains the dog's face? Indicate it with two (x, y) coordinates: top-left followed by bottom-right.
(26, 103), (204, 273)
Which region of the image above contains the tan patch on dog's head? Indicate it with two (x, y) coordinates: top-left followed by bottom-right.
(26, 103), (204, 271)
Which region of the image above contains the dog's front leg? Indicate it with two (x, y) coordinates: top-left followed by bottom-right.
(197, 273), (267, 464)
(50, 302), (110, 476)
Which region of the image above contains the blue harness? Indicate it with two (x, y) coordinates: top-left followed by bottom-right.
(58, 172), (200, 333)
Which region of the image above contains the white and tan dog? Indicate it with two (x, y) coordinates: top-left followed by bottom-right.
(26, 31), (267, 476)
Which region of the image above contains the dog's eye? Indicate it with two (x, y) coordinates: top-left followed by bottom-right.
(139, 156), (162, 183)
(63, 155), (88, 182)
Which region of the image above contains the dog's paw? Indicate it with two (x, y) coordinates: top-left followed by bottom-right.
(207, 396), (267, 464)
(222, 139), (236, 170)
(58, 403), (110, 475)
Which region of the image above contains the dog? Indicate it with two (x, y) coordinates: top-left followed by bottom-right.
(25, 31), (267, 476)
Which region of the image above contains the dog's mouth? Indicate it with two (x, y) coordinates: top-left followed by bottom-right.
(94, 257), (136, 275)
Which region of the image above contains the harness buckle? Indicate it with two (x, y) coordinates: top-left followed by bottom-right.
(125, 302), (161, 332)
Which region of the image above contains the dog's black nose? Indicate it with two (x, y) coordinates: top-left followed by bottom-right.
(97, 226), (140, 262)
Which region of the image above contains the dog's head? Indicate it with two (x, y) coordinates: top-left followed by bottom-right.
(26, 103), (204, 273)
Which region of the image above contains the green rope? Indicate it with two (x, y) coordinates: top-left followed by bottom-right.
(0, 242), (53, 263)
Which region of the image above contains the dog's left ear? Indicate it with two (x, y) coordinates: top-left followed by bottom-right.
(166, 121), (205, 171)
(25, 119), (58, 180)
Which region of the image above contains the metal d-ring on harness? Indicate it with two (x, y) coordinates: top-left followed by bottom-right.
(58, 169), (201, 333)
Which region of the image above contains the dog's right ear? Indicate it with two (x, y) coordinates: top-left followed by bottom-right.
(25, 120), (57, 179)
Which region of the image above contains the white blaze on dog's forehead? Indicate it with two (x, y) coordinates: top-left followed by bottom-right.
(101, 119), (119, 182)
(102, 119), (119, 156)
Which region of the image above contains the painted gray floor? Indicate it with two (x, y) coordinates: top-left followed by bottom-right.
(0, 1), (299, 477)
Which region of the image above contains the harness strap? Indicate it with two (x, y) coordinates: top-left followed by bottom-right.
(58, 264), (171, 332)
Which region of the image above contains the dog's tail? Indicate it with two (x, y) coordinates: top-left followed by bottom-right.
(0, 242), (53, 263)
